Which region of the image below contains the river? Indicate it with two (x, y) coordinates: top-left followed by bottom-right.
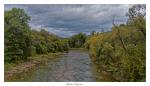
(9, 49), (116, 82)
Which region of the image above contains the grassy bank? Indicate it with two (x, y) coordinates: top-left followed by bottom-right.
(4, 52), (62, 81)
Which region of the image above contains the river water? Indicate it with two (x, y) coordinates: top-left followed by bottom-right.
(9, 49), (115, 82)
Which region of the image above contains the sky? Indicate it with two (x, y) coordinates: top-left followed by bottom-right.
(5, 4), (131, 37)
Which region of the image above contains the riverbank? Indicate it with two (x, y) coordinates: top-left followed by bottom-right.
(5, 49), (119, 82)
(5, 49), (97, 82)
(4, 52), (63, 81)
(69, 48), (87, 51)
(92, 62), (121, 82)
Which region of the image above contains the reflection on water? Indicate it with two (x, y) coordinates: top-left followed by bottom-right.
(9, 49), (116, 82)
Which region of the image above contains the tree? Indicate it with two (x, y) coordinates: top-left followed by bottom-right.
(30, 29), (69, 54)
(112, 17), (128, 53)
(91, 30), (95, 36)
(126, 4), (146, 20)
(68, 32), (86, 48)
(86, 5), (146, 81)
(126, 4), (146, 38)
(5, 8), (31, 62)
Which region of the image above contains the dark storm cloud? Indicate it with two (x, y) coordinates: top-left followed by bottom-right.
(4, 4), (130, 37)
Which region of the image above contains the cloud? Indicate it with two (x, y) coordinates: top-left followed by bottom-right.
(4, 4), (130, 37)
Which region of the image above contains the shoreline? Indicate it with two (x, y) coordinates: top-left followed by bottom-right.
(4, 52), (63, 81)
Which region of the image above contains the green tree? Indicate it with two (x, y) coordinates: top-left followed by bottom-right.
(5, 8), (31, 62)
(68, 32), (86, 48)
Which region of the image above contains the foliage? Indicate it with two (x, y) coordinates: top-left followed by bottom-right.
(5, 8), (31, 62)
(68, 32), (86, 48)
(85, 5), (146, 81)
(5, 8), (69, 63)
(31, 29), (69, 54)
(126, 4), (146, 38)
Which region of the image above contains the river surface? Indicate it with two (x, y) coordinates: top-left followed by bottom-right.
(9, 49), (115, 82)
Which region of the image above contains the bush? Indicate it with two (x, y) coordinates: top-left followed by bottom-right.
(86, 25), (145, 81)
(35, 43), (48, 54)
